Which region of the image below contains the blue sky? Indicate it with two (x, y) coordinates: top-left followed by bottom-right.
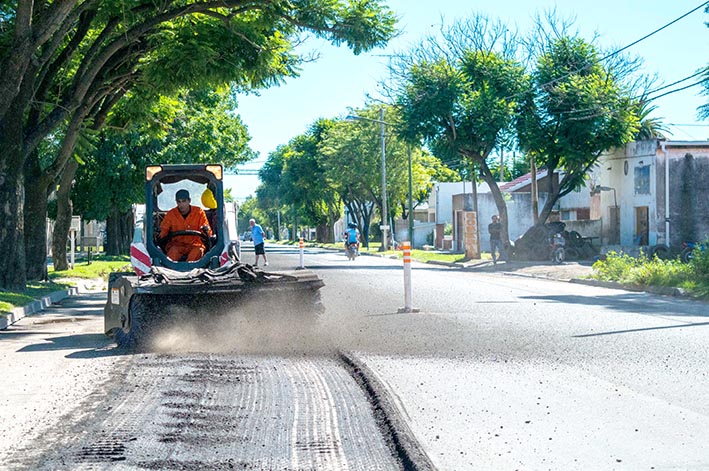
(226, 0), (709, 200)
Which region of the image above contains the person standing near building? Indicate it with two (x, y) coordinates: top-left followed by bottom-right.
(249, 218), (268, 267)
(488, 215), (507, 265)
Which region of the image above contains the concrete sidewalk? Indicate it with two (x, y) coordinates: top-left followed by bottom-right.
(0, 286), (79, 330)
(0, 278), (104, 330)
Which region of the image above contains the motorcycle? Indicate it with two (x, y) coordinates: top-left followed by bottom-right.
(550, 232), (566, 264)
(680, 241), (707, 263)
(345, 242), (359, 260)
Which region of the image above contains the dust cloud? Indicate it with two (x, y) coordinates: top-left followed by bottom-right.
(149, 296), (336, 356)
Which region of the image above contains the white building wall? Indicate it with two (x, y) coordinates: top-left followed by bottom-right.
(428, 181), (484, 224)
(599, 141), (658, 246)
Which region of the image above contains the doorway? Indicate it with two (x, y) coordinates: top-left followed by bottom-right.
(635, 206), (649, 246)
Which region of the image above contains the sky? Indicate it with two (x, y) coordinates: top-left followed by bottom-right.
(225, 0), (709, 200)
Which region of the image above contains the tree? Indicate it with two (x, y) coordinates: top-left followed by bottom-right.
(516, 35), (640, 223)
(394, 16), (526, 245)
(319, 105), (439, 246)
(255, 146), (287, 237)
(237, 196), (266, 235)
(278, 120), (342, 242)
(633, 98), (668, 140)
(0, 0), (397, 289)
(71, 88), (253, 261)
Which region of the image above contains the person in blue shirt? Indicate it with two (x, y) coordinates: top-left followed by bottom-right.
(249, 218), (268, 267)
(344, 222), (360, 253)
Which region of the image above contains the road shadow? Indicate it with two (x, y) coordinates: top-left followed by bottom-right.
(15, 333), (127, 358)
(519, 292), (709, 318)
(572, 321), (709, 338)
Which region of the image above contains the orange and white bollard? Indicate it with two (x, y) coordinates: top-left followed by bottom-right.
(398, 241), (419, 313)
(297, 237), (305, 269)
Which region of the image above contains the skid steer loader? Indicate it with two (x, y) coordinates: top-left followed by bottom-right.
(104, 164), (324, 349)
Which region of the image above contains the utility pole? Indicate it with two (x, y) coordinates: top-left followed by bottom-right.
(531, 153), (539, 225)
(379, 107), (389, 251)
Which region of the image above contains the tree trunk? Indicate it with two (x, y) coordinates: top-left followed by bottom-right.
(479, 160), (510, 245)
(0, 102), (28, 290)
(471, 163), (480, 257)
(316, 224), (328, 243)
(24, 154), (51, 281)
(105, 207), (133, 255)
(51, 159), (79, 271)
(530, 154), (539, 225)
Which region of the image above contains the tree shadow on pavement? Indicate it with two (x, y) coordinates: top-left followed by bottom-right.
(572, 321), (709, 338)
(519, 292), (709, 318)
(16, 333), (126, 358)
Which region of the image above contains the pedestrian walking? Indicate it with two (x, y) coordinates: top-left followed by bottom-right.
(488, 215), (507, 265)
(249, 218), (268, 267)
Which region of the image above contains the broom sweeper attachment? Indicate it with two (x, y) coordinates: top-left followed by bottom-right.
(103, 164), (324, 350)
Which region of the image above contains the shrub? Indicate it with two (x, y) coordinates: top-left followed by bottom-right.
(689, 237), (709, 277)
(591, 249), (708, 299)
(625, 258), (691, 286)
(592, 251), (640, 282)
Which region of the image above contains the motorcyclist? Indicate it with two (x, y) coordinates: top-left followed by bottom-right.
(344, 222), (360, 254)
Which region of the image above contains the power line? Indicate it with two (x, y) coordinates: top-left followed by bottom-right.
(505, 1), (709, 102)
(647, 78), (707, 101)
(645, 69), (706, 97)
(543, 68), (708, 121)
(597, 1), (708, 63)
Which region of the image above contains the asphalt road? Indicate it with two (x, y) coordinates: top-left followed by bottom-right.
(0, 255), (402, 470)
(2, 243), (708, 470)
(265, 243), (709, 470)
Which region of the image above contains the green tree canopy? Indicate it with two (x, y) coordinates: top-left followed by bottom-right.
(318, 105), (444, 245)
(0, 0), (397, 289)
(394, 15), (526, 242)
(73, 88), (255, 255)
(517, 35), (640, 223)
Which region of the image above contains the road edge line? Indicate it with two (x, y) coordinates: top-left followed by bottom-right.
(338, 350), (437, 471)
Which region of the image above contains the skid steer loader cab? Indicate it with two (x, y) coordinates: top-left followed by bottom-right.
(146, 164), (226, 270)
(104, 163), (324, 350)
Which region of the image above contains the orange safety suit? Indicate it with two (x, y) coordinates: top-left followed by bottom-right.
(160, 205), (212, 262)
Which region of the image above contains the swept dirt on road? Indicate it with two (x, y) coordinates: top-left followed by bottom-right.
(1, 293), (403, 471)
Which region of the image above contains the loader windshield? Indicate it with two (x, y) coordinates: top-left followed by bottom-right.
(157, 180), (213, 211)
(148, 173), (223, 267)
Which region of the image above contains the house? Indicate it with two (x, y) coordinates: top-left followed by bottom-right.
(595, 139), (709, 249)
(409, 139), (709, 254)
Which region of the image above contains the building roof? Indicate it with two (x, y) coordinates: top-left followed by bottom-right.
(499, 169), (549, 192)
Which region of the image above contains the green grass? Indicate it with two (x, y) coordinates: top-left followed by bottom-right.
(0, 280), (74, 316)
(49, 255), (132, 281)
(0, 255), (132, 316)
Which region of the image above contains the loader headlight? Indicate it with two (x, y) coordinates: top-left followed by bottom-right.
(205, 165), (223, 180)
(146, 166), (163, 181)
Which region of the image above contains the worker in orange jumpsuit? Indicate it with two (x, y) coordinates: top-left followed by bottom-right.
(160, 189), (212, 262)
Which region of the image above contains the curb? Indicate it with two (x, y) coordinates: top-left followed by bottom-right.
(0, 287), (79, 330)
